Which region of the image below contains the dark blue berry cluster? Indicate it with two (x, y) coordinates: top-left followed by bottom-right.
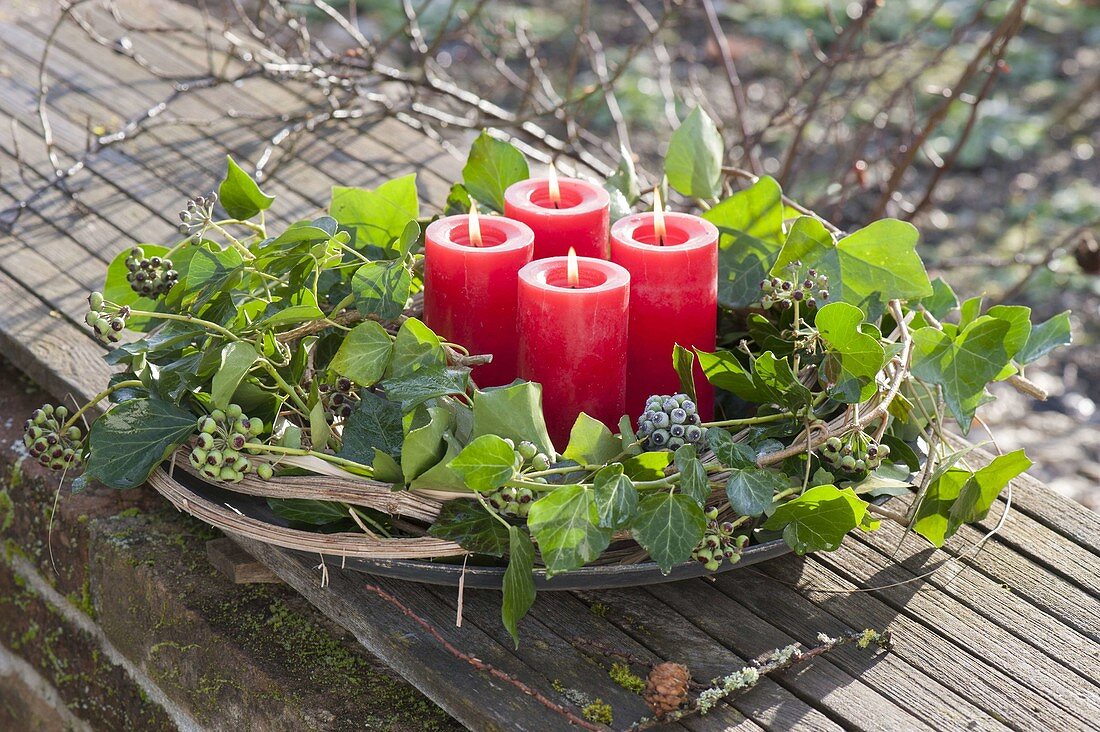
(636, 394), (705, 451)
(189, 404), (270, 483)
(125, 246), (178, 298)
(23, 405), (83, 471)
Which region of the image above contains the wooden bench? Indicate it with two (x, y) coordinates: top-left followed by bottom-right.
(1, 2), (1098, 729)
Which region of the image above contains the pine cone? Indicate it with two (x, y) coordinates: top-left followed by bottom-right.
(643, 662), (690, 718)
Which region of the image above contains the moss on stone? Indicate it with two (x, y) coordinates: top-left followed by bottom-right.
(609, 662), (645, 693)
(0, 489), (13, 534)
(582, 699), (613, 725)
(67, 577), (96, 619)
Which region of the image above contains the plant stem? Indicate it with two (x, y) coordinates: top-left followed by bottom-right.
(61, 379), (144, 430)
(126, 309), (241, 342)
(249, 443), (373, 475)
(258, 360), (310, 413)
(208, 221), (255, 260)
(702, 411), (792, 428)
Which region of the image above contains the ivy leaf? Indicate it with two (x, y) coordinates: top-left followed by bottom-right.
(268, 499), (346, 526)
(605, 145), (640, 203)
(428, 500), (510, 557)
(703, 176), (785, 308)
(753, 351), (813, 412)
(664, 107), (724, 200)
(210, 342), (258, 409)
(675, 444), (710, 505)
(448, 434), (517, 491)
(329, 174), (420, 252)
(1016, 310), (1071, 365)
(401, 407), (454, 481)
(986, 304), (1032, 367)
(814, 302), (887, 403)
(329, 321), (393, 387)
(563, 412), (622, 466)
(85, 398), (197, 489)
(463, 132), (529, 212)
(726, 467), (787, 517)
(339, 391), (403, 466)
(910, 316), (1014, 432)
(631, 492), (707, 573)
(707, 428), (756, 469)
(622, 451), (672, 480)
(390, 317), (446, 377)
(469, 381), (555, 458)
(696, 348), (775, 403)
(672, 344), (697, 402)
(527, 485), (611, 576)
(762, 485), (870, 555)
(409, 432), (469, 491)
(444, 182), (472, 216)
(947, 450), (1031, 536)
(921, 277), (959, 321)
(502, 526), (536, 648)
(352, 260), (412, 320)
(911, 468), (969, 547)
(219, 155), (274, 220)
(772, 218), (933, 316)
(309, 399), (331, 452)
(180, 245), (244, 309)
(254, 290), (325, 329)
(381, 366), (470, 412)
(592, 464), (638, 529)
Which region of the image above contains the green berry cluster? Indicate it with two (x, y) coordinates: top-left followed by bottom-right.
(125, 246), (178, 298)
(177, 192), (217, 238)
(820, 432), (890, 478)
(691, 507), (748, 571)
(759, 268), (829, 311)
(188, 404), (270, 483)
(84, 292), (128, 343)
(636, 394), (704, 451)
(486, 485), (536, 517)
(318, 377), (359, 423)
(509, 438), (553, 472)
(23, 405), (84, 471)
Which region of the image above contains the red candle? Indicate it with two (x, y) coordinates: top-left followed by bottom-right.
(504, 170), (611, 260)
(424, 209), (534, 387)
(518, 250), (630, 448)
(610, 200), (718, 421)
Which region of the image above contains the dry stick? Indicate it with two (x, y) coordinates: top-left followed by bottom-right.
(700, 0), (761, 175)
(361, 583), (607, 732)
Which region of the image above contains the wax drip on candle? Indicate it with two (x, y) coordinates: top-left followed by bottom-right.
(567, 247), (579, 289)
(548, 163), (561, 209)
(653, 188), (666, 246)
(468, 199), (483, 247)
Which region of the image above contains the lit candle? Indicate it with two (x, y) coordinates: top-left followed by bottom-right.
(518, 248), (630, 447)
(424, 205), (535, 387)
(610, 193), (719, 420)
(504, 166), (611, 260)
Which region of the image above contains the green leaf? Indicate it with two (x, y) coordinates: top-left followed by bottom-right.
(696, 348), (774, 403)
(391, 317), (446, 376)
(268, 499), (347, 526)
(674, 444), (710, 505)
(664, 107), (724, 199)
(462, 132), (529, 212)
(85, 399), (196, 489)
(410, 432), (469, 491)
(469, 381), (555, 458)
(672, 345), (697, 402)
(725, 467), (787, 517)
(502, 526), (536, 648)
(382, 366), (470, 412)
(210, 342), (259, 409)
(448, 434), (516, 491)
(592, 464), (638, 530)
(947, 450), (1031, 536)
(921, 277), (958, 320)
(1016, 311), (1071, 365)
(563, 413), (622, 466)
(762, 485), (870, 555)
(631, 493), (707, 573)
(703, 176), (785, 308)
(707, 428), (756, 469)
(339, 391), (403, 466)
(309, 399), (331, 452)
(814, 302), (887, 403)
(772, 218), (933, 315)
(911, 468), (969, 547)
(910, 316), (1014, 432)
(329, 174), (420, 251)
(254, 290), (325, 329)
(352, 260), (412, 320)
(605, 145), (640, 203)
(178, 244), (244, 309)
(753, 351), (813, 412)
(527, 485), (611, 576)
(986, 305), (1032, 363)
(444, 182), (472, 216)
(621, 451), (672, 480)
(401, 407), (454, 481)
(329, 321), (393, 386)
(219, 155), (275, 220)
(428, 500), (510, 557)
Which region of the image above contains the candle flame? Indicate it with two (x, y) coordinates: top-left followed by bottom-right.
(567, 247), (579, 287)
(468, 199), (482, 247)
(653, 188), (666, 245)
(548, 163), (561, 207)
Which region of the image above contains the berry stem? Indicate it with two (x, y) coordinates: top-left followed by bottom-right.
(60, 379), (145, 431)
(207, 221), (255, 260)
(247, 443), (375, 475)
(125, 308), (242, 342)
(257, 360), (310, 414)
(213, 218), (265, 237)
(701, 412), (793, 428)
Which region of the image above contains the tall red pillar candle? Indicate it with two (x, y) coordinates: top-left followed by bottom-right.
(424, 213), (534, 387)
(518, 251), (630, 448)
(610, 210), (718, 421)
(504, 176), (610, 260)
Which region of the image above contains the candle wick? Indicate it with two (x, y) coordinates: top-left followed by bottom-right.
(553, 201), (560, 209)
(658, 235), (664, 246)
